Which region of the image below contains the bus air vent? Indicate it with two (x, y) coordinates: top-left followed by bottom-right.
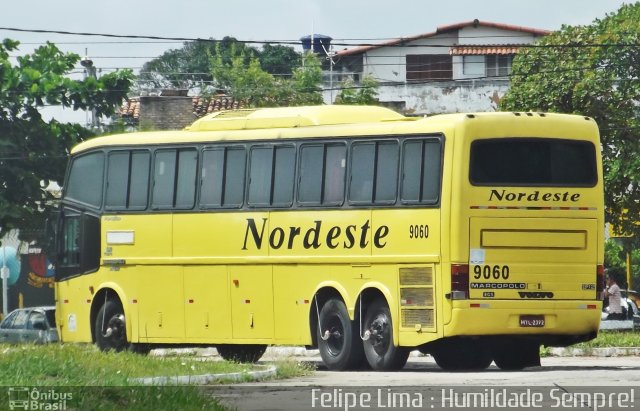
(401, 309), (434, 328)
(401, 288), (433, 307)
(399, 267), (432, 286)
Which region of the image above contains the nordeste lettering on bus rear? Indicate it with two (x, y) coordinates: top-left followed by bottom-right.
(242, 218), (390, 250)
(489, 189), (581, 202)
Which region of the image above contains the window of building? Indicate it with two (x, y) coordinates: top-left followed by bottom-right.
(486, 55), (513, 77)
(462, 55), (485, 76)
(406, 54), (453, 80)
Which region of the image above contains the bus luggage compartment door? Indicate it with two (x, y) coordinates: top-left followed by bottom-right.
(468, 217), (598, 301)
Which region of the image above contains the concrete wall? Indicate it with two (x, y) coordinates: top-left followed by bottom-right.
(379, 79), (509, 115)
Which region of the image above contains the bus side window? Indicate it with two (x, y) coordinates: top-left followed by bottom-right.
(298, 143), (346, 206)
(152, 148), (197, 209)
(349, 141), (398, 205)
(402, 139), (441, 204)
(248, 145), (294, 207)
(349, 143), (375, 203)
(201, 147), (246, 208)
(324, 145), (346, 205)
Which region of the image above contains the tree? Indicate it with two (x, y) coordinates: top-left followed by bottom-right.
(500, 3), (640, 237)
(139, 38), (300, 92)
(210, 50), (323, 107)
(289, 52), (323, 106)
(258, 44), (302, 76)
(335, 74), (379, 105)
(0, 39), (133, 241)
(210, 50), (277, 107)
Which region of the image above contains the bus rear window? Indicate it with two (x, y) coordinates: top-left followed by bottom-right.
(469, 138), (597, 187)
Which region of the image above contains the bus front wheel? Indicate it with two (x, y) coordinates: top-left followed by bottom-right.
(94, 300), (128, 352)
(317, 298), (364, 370)
(217, 344), (267, 363)
(362, 298), (409, 371)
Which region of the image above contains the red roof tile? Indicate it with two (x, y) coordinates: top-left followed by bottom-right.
(449, 45), (521, 55)
(119, 95), (244, 121)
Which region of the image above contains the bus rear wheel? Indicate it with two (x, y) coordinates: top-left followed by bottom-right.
(491, 341), (540, 370)
(431, 339), (493, 371)
(217, 344), (267, 363)
(317, 298), (364, 370)
(95, 300), (128, 352)
(362, 298), (409, 371)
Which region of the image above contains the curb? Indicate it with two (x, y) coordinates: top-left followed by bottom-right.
(547, 347), (640, 357)
(129, 364), (277, 386)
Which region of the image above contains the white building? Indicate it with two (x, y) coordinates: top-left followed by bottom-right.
(326, 19), (549, 115)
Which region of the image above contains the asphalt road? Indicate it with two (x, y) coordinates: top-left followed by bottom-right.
(207, 355), (640, 411)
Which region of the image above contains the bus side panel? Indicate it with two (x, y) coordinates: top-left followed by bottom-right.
(184, 265), (232, 341)
(174, 212), (269, 259)
(136, 265), (185, 340)
(103, 214), (172, 259)
(228, 265), (274, 340)
(55, 279), (93, 342)
(273, 265), (319, 345)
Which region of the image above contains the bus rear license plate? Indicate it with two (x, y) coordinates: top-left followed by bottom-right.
(519, 315), (545, 327)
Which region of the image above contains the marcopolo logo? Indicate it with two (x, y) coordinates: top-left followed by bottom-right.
(8, 387), (72, 410)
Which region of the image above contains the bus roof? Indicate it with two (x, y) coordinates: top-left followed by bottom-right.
(186, 105), (408, 131)
(70, 106), (597, 154)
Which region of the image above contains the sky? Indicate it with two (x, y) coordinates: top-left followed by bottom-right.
(0, 0), (633, 123)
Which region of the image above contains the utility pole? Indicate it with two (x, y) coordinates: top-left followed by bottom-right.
(321, 44), (336, 104)
(81, 49), (99, 129)
(1, 242), (8, 317)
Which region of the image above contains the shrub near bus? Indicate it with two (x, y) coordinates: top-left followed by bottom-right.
(54, 106), (603, 371)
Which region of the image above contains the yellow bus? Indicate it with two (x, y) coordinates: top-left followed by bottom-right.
(54, 105), (604, 371)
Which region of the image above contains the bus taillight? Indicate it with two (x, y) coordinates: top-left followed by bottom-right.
(450, 264), (469, 300)
(596, 264), (605, 300)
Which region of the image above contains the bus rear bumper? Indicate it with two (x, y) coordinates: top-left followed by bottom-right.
(446, 300), (601, 345)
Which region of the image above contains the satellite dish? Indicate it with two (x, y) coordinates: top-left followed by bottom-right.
(0, 247), (21, 286)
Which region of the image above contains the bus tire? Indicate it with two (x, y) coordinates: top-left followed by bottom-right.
(317, 298), (364, 371)
(217, 344), (266, 363)
(492, 341), (540, 370)
(362, 298), (409, 371)
(432, 339), (492, 371)
(129, 343), (152, 355)
(94, 300), (128, 352)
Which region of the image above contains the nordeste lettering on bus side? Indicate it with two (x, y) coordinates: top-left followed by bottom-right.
(242, 218), (390, 250)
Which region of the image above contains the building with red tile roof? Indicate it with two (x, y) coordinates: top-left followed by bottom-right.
(326, 19), (550, 115)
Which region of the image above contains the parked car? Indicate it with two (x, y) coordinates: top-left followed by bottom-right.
(0, 307), (58, 344)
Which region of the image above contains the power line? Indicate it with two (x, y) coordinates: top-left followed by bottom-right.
(1, 26), (639, 49)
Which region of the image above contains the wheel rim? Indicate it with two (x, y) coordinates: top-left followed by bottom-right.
(324, 314), (345, 356)
(103, 313), (126, 348)
(369, 311), (391, 355)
